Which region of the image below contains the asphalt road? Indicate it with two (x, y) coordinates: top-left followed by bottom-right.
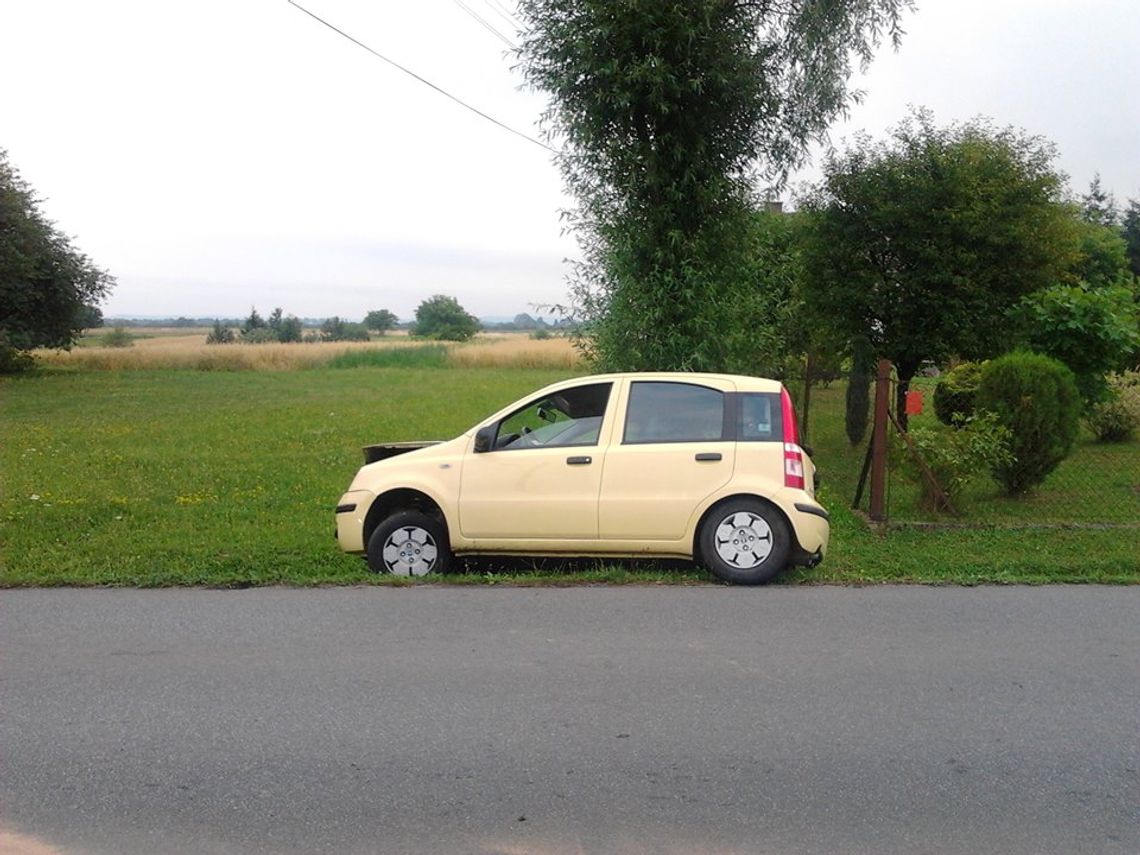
(1, 586), (1137, 855)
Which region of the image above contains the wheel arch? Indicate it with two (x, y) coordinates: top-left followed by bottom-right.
(363, 488), (449, 549)
(692, 493), (797, 566)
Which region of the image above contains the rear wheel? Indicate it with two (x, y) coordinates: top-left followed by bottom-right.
(699, 499), (790, 585)
(367, 511), (451, 577)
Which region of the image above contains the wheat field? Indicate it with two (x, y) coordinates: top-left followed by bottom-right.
(35, 330), (583, 371)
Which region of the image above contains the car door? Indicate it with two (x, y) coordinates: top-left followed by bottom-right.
(458, 381), (614, 540)
(598, 378), (736, 540)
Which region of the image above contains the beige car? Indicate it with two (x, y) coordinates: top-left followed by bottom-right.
(335, 373), (829, 585)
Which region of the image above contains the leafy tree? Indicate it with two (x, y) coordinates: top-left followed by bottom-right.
(412, 294), (480, 342)
(320, 316), (370, 342)
(0, 148), (114, 371)
(79, 304), (104, 329)
(1123, 197), (1140, 278)
(1012, 284), (1139, 405)
(1080, 174), (1118, 227)
(800, 110), (1081, 427)
(1071, 218), (1132, 288)
(364, 309), (398, 334)
(515, 0), (914, 371)
(268, 307), (284, 332)
(277, 315), (303, 343)
(241, 307), (266, 336)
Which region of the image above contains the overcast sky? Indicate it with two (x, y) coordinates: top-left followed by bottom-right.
(2, 0), (1137, 320)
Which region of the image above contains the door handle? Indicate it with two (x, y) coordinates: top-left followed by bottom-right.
(566, 456), (592, 465)
(695, 452), (722, 462)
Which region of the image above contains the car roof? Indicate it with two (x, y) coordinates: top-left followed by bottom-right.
(561, 372), (785, 393)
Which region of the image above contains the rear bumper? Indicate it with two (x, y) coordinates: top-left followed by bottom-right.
(785, 499), (830, 562)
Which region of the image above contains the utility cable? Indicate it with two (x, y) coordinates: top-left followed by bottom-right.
(452, 0), (516, 48)
(481, 0), (522, 31)
(287, 0), (554, 153)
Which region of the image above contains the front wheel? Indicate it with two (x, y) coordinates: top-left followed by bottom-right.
(367, 511), (451, 577)
(699, 499), (790, 585)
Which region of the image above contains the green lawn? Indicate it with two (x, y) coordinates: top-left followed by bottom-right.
(2, 368), (1137, 586)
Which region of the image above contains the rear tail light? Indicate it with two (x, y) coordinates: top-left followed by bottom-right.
(781, 387), (805, 489)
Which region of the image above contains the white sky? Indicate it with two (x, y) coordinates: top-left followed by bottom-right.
(2, 0), (1137, 320)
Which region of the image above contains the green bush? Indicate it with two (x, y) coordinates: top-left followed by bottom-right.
(1085, 371), (1140, 442)
(205, 321), (236, 344)
(100, 326), (134, 348)
(895, 411), (1012, 512)
(241, 327), (279, 344)
(933, 361), (986, 426)
(975, 351), (1081, 495)
(1012, 284), (1139, 405)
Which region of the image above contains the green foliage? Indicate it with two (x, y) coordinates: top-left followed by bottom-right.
(1071, 218), (1132, 288)
(0, 148), (114, 371)
(79, 304), (104, 329)
(976, 352), (1081, 495)
(319, 317), (371, 342)
(364, 309), (399, 334)
(277, 315), (303, 343)
(241, 307), (265, 334)
(530, 327), (552, 340)
(1084, 371), (1140, 442)
(1080, 174), (1118, 228)
(100, 326), (134, 348)
(844, 346), (872, 446)
(412, 295), (480, 342)
(515, 0), (913, 372)
(801, 110), (1080, 411)
(933, 361), (987, 426)
(1123, 198), (1140, 278)
(241, 327), (279, 344)
(325, 345), (449, 370)
(1012, 284), (1139, 405)
(206, 321), (236, 345)
(895, 412), (1013, 512)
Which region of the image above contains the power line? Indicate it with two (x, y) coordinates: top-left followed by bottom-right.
(287, 0), (553, 153)
(452, 0), (516, 48)
(481, 0), (522, 31)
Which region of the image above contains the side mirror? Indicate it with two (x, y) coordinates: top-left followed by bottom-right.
(474, 425), (496, 453)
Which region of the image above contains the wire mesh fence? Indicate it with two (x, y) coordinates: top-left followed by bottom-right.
(801, 368), (1140, 529)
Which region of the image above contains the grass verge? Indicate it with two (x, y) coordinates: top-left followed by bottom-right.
(2, 368), (1137, 587)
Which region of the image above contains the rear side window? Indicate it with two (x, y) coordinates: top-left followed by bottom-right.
(624, 382), (727, 443)
(738, 392), (783, 441)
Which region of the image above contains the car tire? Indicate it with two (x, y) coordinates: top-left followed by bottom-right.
(699, 499), (790, 585)
(367, 511), (451, 577)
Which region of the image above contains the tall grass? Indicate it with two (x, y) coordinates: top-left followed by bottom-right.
(35, 333), (583, 372)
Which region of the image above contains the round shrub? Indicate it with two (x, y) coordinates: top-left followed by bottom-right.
(933, 361), (985, 426)
(1085, 371), (1140, 442)
(975, 352), (1081, 495)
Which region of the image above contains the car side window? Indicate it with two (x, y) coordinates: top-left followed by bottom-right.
(623, 382), (726, 444)
(737, 393), (782, 441)
(494, 382), (612, 450)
